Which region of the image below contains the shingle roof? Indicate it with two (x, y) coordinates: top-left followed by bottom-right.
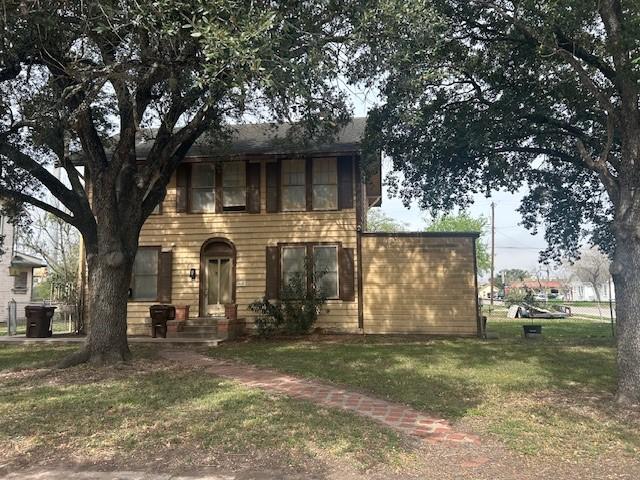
(134, 117), (366, 158)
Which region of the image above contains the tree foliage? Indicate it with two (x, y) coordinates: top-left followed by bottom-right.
(424, 212), (491, 274)
(366, 209), (408, 232)
(352, 0), (639, 262)
(496, 268), (529, 290)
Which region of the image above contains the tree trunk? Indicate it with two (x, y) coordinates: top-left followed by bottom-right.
(59, 251), (133, 367)
(612, 235), (640, 405)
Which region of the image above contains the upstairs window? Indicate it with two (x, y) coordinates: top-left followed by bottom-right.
(13, 271), (28, 294)
(190, 164), (216, 213)
(313, 245), (339, 298)
(223, 162), (246, 210)
(312, 157), (338, 210)
(281, 159), (306, 211)
(131, 248), (159, 301)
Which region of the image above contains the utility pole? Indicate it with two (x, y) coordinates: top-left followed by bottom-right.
(490, 202), (495, 308)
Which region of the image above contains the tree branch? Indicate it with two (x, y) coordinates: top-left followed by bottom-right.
(0, 143), (80, 212)
(0, 188), (77, 226)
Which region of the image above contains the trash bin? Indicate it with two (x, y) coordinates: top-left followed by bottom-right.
(149, 305), (175, 338)
(25, 306), (56, 338)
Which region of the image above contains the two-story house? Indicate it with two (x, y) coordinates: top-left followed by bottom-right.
(96, 118), (480, 337)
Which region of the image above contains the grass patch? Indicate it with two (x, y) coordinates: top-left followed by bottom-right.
(0, 345), (410, 472)
(208, 321), (639, 460)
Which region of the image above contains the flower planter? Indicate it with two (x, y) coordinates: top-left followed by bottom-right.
(175, 305), (190, 321)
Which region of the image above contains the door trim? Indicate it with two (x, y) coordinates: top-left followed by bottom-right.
(199, 238), (236, 316)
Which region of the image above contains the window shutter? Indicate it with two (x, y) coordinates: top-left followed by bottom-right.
(175, 163), (190, 213)
(246, 162), (261, 213)
(158, 250), (173, 303)
(305, 157), (313, 211)
(337, 156), (354, 210)
(339, 246), (355, 301)
(265, 246), (280, 299)
(266, 162), (280, 213)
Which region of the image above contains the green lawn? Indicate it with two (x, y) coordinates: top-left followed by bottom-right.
(208, 321), (639, 460)
(0, 345), (408, 473)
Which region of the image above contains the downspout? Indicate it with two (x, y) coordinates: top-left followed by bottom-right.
(355, 155), (365, 332)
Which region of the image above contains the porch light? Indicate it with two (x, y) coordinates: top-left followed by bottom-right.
(189, 268), (197, 280)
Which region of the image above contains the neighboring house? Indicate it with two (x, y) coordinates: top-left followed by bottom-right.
(504, 279), (566, 297)
(478, 283), (494, 299)
(0, 214), (47, 326)
(83, 118), (481, 336)
(567, 281), (615, 302)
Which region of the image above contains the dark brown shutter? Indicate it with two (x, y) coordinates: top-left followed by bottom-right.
(339, 246), (355, 301)
(175, 163), (190, 213)
(266, 161), (280, 213)
(158, 250), (173, 303)
(265, 246), (280, 299)
(246, 162), (261, 213)
(337, 156), (354, 210)
(215, 163), (223, 213)
(305, 157), (313, 211)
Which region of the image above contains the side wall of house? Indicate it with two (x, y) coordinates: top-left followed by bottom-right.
(361, 234), (479, 335)
(127, 158), (360, 334)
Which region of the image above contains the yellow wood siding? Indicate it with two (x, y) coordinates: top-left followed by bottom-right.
(361, 235), (478, 335)
(127, 159), (360, 334)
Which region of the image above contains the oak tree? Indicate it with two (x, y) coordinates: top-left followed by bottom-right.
(353, 0), (640, 403)
(0, 0), (354, 365)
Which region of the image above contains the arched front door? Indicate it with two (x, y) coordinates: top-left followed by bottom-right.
(200, 238), (236, 316)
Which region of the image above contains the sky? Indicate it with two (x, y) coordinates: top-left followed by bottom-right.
(349, 88), (551, 275)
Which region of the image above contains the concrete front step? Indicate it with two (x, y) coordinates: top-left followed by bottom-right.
(184, 316), (224, 326)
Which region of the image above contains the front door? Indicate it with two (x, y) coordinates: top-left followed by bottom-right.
(205, 257), (232, 315)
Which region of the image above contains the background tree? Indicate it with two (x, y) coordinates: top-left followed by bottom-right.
(18, 211), (81, 303)
(424, 212), (491, 274)
(0, 0), (356, 365)
(366, 209), (408, 232)
(495, 268), (529, 291)
(353, 0), (640, 404)
(569, 247), (612, 317)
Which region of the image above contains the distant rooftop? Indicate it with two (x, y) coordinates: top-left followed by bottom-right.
(11, 251), (46, 268)
(134, 117), (367, 158)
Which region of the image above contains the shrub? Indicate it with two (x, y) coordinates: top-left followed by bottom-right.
(248, 271), (327, 337)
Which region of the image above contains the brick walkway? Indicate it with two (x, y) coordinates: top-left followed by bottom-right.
(160, 350), (479, 445)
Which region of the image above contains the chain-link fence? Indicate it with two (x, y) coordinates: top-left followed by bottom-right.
(480, 298), (617, 336)
(4, 301), (81, 336)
